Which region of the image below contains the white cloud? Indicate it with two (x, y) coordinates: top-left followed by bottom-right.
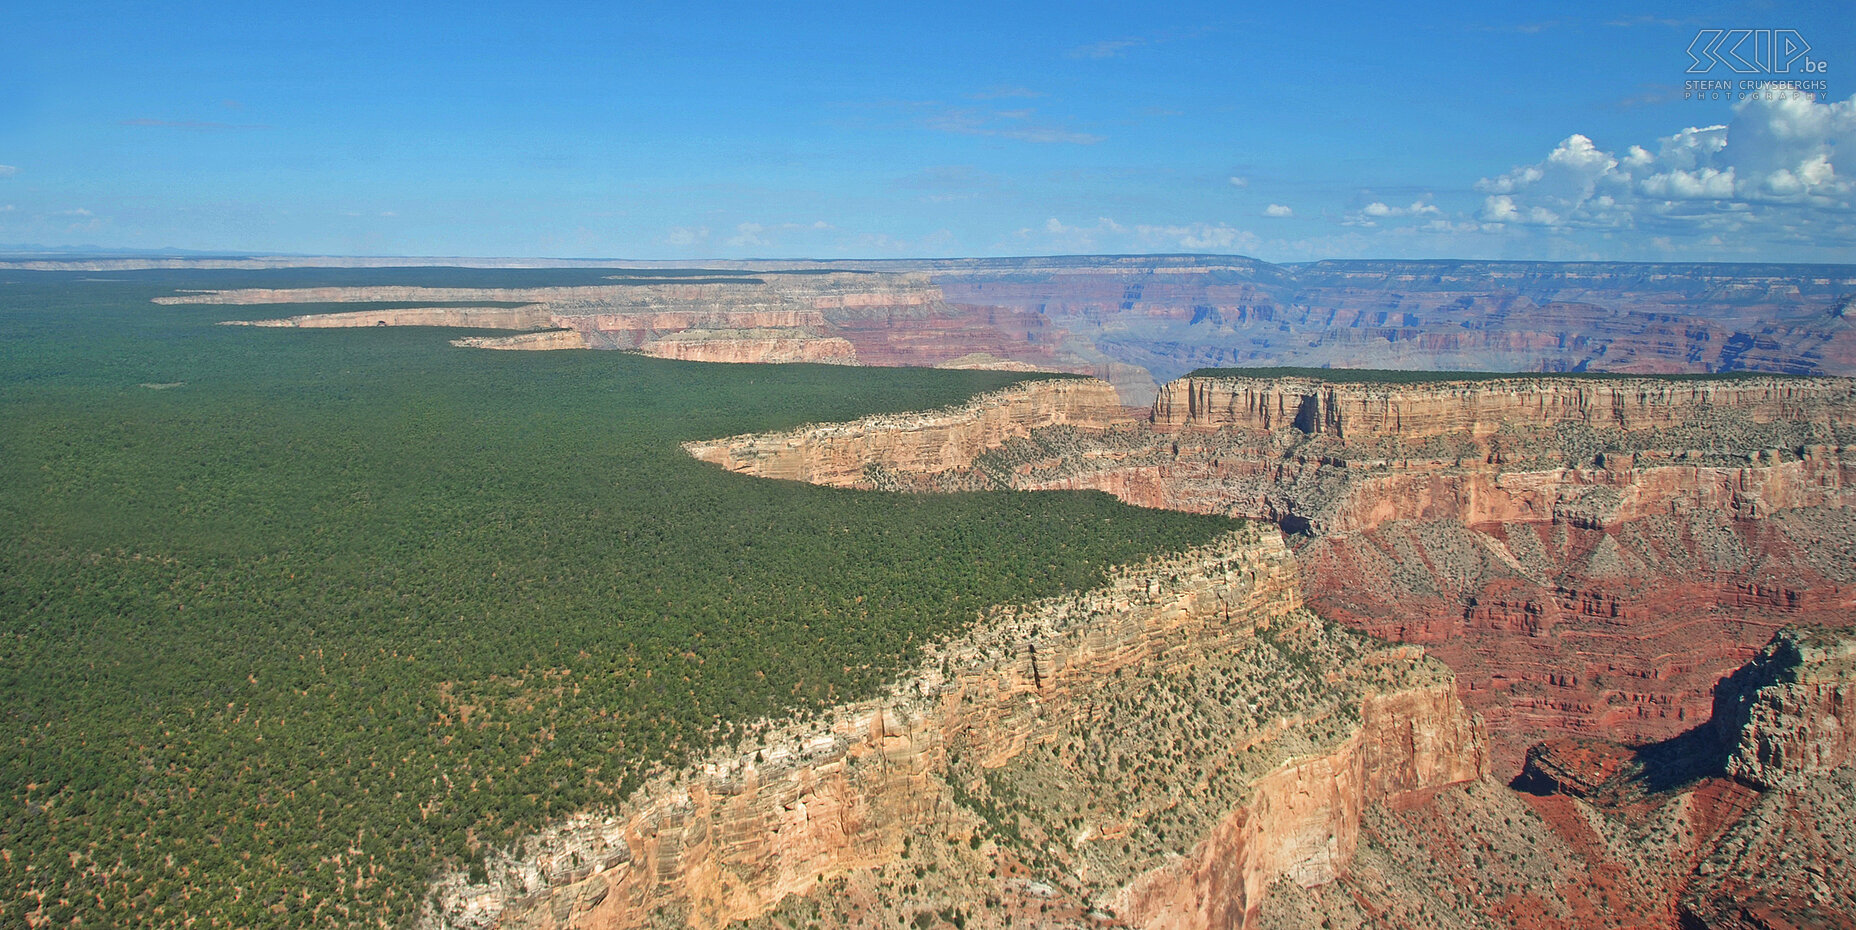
(1228, 176), (1249, 188)
(1025, 216), (1126, 251)
(1133, 222), (1260, 252)
(724, 221), (835, 249)
(1263, 204), (1293, 218)
(0, 165), (16, 177)
(665, 226), (710, 247)
(0, 204), (14, 212)
(1364, 200), (1439, 218)
(1023, 216), (1259, 254)
(727, 222), (769, 248)
(1344, 198), (1441, 227)
(1473, 93), (1856, 240)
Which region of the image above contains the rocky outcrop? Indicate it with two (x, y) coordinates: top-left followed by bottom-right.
(220, 306), (557, 329)
(1270, 629), (1856, 930)
(1711, 628), (1856, 790)
(1117, 683), (1482, 930)
(172, 256), (1856, 403)
(451, 330), (591, 350)
(686, 371), (1856, 771)
(635, 329), (857, 364)
(1151, 375), (1854, 436)
(683, 378), (1132, 487)
(420, 527), (1484, 930)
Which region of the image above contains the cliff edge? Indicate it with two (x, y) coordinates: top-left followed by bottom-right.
(419, 527), (1484, 930)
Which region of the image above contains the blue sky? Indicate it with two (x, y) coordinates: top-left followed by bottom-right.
(2, 1), (1850, 261)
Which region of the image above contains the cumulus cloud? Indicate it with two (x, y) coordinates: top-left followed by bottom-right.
(1346, 199), (1441, 225)
(1263, 204), (1293, 218)
(1133, 222), (1259, 252)
(1228, 176), (1249, 188)
(1475, 93), (1856, 237)
(1020, 216), (1260, 254)
(665, 226), (710, 247)
(1024, 216), (1126, 251)
(727, 222), (768, 248)
(725, 221), (835, 250)
(0, 165), (16, 177)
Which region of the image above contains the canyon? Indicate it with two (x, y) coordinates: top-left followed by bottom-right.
(421, 527), (1485, 930)
(427, 368), (1855, 930)
(157, 255), (1856, 405)
(150, 258), (1856, 926)
(695, 373), (1856, 770)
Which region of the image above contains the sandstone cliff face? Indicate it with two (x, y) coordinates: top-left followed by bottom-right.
(635, 329), (858, 364)
(420, 527), (1484, 930)
(176, 257), (1856, 405)
(1711, 628), (1856, 790)
(1150, 375), (1854, 436)
(1257, 628), (1856, 930)
(220, 306), (558, 330)
(1116, 683), (1482, 930)
(683, 379), (1132, 487)
(688, 372), (1856, 770)
(451, 330), (592, 350)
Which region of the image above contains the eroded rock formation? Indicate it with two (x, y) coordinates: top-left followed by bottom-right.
(166, 256), (1856, 406)
(420, 527), (1485, 930)
(1711, 627), (1856, 790)
(690, 373), (1856, 771)
(683, 378), (1131, 487)
(1254, 627), (1856, 930)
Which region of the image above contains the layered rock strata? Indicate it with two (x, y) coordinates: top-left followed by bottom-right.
(683, 378), (1131, 487)
(1255, 628), (1856, 930)
(163, 274), (1142, 393)
(1710, 627), (1856, 790)
(688, 373), (1856, 768)
(174, 257), (1856, 404)
(1150, 375), (1850, 436)
(420, 527), (1485, 930)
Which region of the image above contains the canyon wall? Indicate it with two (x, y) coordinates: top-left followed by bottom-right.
(1712, 628), (1856, 790)
(221, 306), (558, 330)
(683, 378), (1132, 487)
(421, 527), (1485, 930)
(169, 257), (1856, 406)
(683, 372), (1856, 770)
(1150, 375), (1853, 438)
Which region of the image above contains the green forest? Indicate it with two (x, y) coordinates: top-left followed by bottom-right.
(0, 269), (1235, 928)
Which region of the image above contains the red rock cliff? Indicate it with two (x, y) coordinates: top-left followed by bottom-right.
(419, 528), (1484, 930)
(1152, 375), (1854, 437)
(683, 378), (1132, 487)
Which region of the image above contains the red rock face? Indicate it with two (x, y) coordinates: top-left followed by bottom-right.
(1118, 683), (1484, 930)
(700, 372), (1855, 774)
(172, 258), (1856, 411)
(421, 530), (1486, 930)
(683, 379), (1133, 487)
